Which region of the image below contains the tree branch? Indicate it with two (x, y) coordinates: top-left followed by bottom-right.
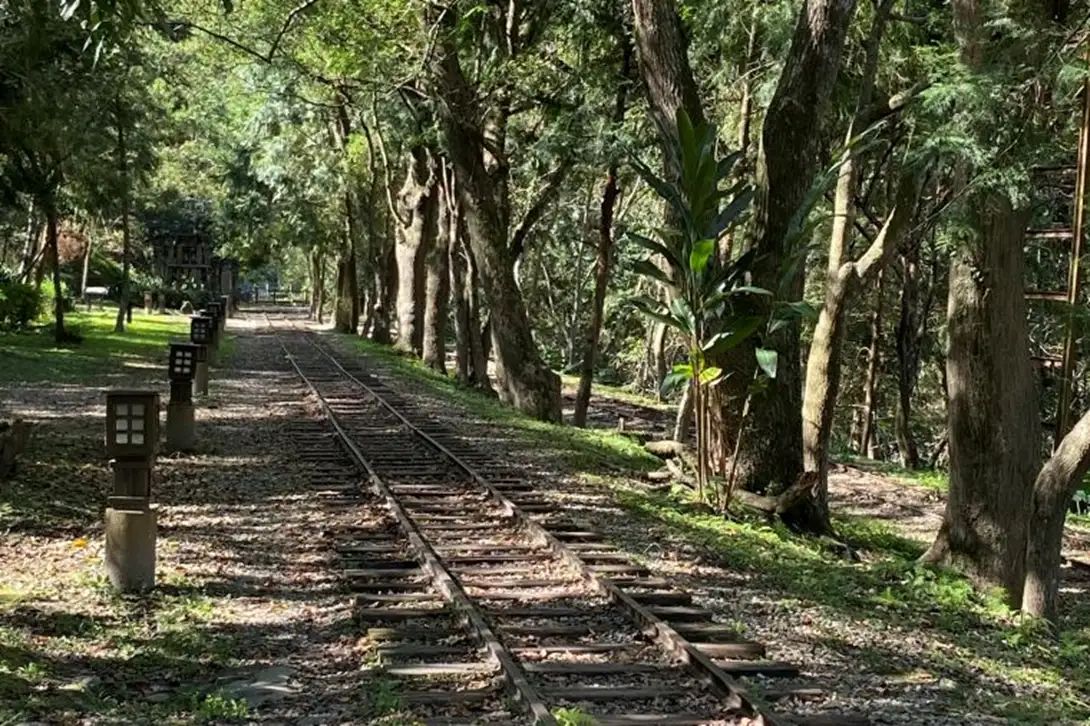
(508, 160), (574, 261)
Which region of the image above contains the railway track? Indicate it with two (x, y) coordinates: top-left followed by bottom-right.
(261, 309), (845, 726)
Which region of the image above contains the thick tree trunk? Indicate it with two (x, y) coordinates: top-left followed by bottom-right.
(395, 146), (438, 355)
(428, 18), (560, 421)
(1022, 408), (1090, 620)
(466, 248), (493, 392)
(333, 237), (359, 334)
(921, 198), (1039, 607)
(422, 178), (453, 372)
(715, 0), (858, 496)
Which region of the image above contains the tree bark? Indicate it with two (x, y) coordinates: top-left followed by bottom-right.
(333, 232), (359, 334)
(422, 171), (453, 372)
(716, 0), (858, 496)
(395, 146), (438, 355)
(309, 248), (324, 323)
(574, 168), (623, 428)
(920, 197), (1038, 607)
(799, 172), (920, 532)
(427, 13), (560, 421)
(1022, 408), (1090, 620)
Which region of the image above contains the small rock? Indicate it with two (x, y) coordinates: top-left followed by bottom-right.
(223, 665), (298, 707)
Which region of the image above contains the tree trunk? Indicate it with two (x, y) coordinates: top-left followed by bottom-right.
(574, 168), (623, 427)
(799, 173), (920, 533)
(114, 94), (130, 334)
(80, 235), (93, 301)
(894, 246), (924, 469)
(673, 386), (693, 442)
(333, 237), (359, 334)
(44, 199), (65, 343)
(1022, 407), (1090, 621)
(715, 0), (858, 495)
(422, 174), (453, 372)
(451, 236), (472, 384)
(466, 245), (493, 392)
(857, 269), (885, 457)
(427, 16), (560, 421)
(571, 18), (634, 427)
(310, 248), (324, 323)
(395, 146), (438, 355)
(920, 197), (1039, 608)
(17, 201), (39, 279)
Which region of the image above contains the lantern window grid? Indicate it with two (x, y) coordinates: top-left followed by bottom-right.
(170, 347), (196, 377)
(113, 403), (147, 446)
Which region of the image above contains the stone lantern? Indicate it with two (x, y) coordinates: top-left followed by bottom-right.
(165, 343), (199, 452)
(190, 315), (213, 396)
(104, 390), (160, 591)
(219, 294), (231, 321)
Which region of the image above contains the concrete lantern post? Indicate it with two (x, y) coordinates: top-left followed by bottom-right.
(190, 315), (213, 396)
(104, 390), (160, 592)
(165, 343), (199, 452)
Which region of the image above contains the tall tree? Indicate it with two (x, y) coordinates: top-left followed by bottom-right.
(424, 4), (562, 422)
(714, 0), (858, 510)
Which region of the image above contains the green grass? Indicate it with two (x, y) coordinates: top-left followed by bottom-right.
(838, 454), (949, 491)
(342, 336), (661, 474)
(0, 308), (191, 384)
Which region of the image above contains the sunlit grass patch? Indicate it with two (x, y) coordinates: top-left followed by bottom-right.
(0, 308), (190, 384)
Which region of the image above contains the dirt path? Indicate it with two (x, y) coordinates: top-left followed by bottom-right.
(1, 319), (371, 724)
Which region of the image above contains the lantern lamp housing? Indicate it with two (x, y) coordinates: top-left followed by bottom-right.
(105, 391), (159, 458)
(168, 343), (200, 381)
(190, 316), (213, 345)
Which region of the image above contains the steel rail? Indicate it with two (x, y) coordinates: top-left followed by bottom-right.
(265, 315), (558, 726)
(296, 325), (788, 726)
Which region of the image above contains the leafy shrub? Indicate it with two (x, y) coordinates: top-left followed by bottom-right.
(39, 278), (74, 315)
(0, 279), (43, 331)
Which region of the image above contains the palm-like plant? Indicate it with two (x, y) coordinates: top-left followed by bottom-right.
(627, 109), (774, 503)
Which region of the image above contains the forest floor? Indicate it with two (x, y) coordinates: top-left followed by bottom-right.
(1, 310), (1087, 725)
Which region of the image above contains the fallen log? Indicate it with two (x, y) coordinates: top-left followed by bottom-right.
(0, 419), (30, 480)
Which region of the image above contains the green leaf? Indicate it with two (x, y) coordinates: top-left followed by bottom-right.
(755, 348), (779, 379)
(709, 187), (755, 239)
(702, 316), (764, 354)
(699, 366), (722, 385)
(660, 365), (692, 396)
(668, 297), (697, 337)
(689, 239), (716, 274)
(626, 232), (683, 274)
(632, 259), (673, 287)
